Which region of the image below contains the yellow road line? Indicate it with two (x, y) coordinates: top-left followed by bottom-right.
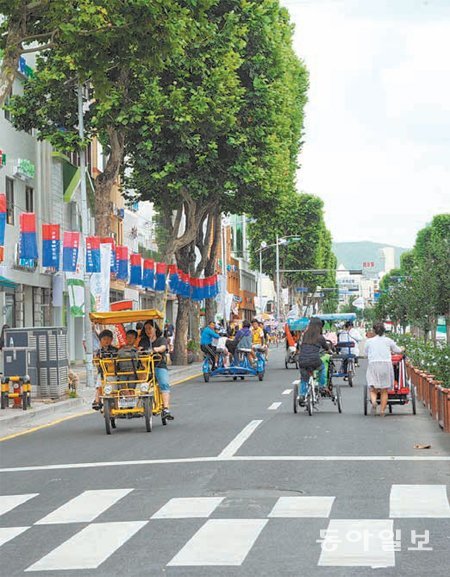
(0, 411), (92, 442)
(0, 371), (202, 442)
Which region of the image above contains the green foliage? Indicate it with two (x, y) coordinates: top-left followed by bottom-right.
(125, 0), (308, 227)
(394, 334), (450, 388)
(248, 192), (337, 311)
(375, 214), (450, 336)
(6, 1), (197, 151)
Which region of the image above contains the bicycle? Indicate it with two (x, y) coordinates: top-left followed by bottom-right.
(293, 368), (319, 416)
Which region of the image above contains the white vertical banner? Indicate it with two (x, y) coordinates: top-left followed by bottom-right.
(91, 243), (111, 312)
(66, 247), (85, 317)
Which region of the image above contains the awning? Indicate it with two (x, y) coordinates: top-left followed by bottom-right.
(0, 275), (17, 289)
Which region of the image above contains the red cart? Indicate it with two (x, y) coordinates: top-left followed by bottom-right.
(364, 354), (417, 415)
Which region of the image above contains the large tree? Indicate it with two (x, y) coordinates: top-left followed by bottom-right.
(248, 193), (337, 315)
(6, 0), (200, 235)
(126, 0), (308, 362)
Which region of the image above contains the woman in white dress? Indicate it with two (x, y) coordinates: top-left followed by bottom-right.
(365, 322), (403, 416)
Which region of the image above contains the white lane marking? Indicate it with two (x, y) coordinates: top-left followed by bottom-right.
(218, 420), (263, 458)
(267, 402), (282, 410)
(35, 489), (133, 524)
(0, 526), (29, 547)
(168, 519), (268, 566)
(318, 519), (395, 568)
(282, 389), (292, 395)
(0, 494), (38, 516)
(152, 497), (224, 519)
(390, 484), (450, 518)
(269, 496), (335, 518)
(1, 455), (449, 473)
(26, 521), (147, 571)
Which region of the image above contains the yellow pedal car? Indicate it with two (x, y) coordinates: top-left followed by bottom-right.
(90, 309), (167, 435)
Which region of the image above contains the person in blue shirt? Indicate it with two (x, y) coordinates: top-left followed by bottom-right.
(201, 321), (221, 369)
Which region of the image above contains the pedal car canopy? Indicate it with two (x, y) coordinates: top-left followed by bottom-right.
(316, 313), (357, 322)
(90, 309), (164, 325)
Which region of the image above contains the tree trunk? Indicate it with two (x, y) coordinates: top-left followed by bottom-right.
(0, 18), (24, 107)
(94, 127), (125, 236)
(173, 296), (190, 365)
(190, 301), (200, 345)
(203, 211), (220, 324)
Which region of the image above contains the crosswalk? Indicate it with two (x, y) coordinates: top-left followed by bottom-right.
(0, 485), (448, 572)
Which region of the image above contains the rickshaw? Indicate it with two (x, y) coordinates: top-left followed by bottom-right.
(364, 353), (417, 415)
(202, 336), (266, 382)
(284, 318), (308, 369)
(90, 309), (169, 435)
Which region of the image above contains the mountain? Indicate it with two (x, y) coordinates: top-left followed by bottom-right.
(332, 241), (408, 273)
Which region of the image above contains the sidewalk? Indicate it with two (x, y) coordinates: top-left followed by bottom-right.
(0, 362), (202, 438)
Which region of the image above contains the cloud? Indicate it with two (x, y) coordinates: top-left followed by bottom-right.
(282, 0), (450, 247)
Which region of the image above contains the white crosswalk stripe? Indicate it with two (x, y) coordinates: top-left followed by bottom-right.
(0, 484), (448, 570)
(389, 484), (450, 518)
(0, 494), (38, 517)
(152, 497), (224, 519)
(168, 519), (268, 566)
(318, 519), (395, 568)
(282, 389), (292, 395)
(26, 521), (147, 572)
(35, 488), (133, 525)
(0, 526), (30, 547)
(269, 496), (335, 518)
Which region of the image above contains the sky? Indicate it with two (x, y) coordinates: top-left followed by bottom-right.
(282, 0), (450, 247)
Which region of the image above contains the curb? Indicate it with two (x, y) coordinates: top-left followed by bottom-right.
(0, 397), (86, 435)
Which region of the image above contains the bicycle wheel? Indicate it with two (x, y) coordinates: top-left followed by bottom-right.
(143, 397), (153, 432)
(336, 385), (342, 413)
(293, 382), (299, 414)
(363, 385), (368, 415)
(103, 399), (112, 435)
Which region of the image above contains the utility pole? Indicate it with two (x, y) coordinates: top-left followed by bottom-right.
(259, 249), (263, 314)
(78, 82), (94, 389)
(276, 233), (280, 321)
(221, 215), (228, 327)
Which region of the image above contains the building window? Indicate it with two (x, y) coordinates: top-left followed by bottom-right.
(6, 177), (14, 225)
(25, 186), (34, 212)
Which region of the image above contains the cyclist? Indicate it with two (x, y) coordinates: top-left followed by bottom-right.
(297, 318), (331, 405)
(338, 321), (362, 375)
(139, 320), (174, 421)
(200, 320), (221, 370)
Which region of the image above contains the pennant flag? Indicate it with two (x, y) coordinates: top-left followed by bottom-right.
(116, 245), (128, 280)
(142, 259), (155, 289)
(0, 246), (3, 263)
(100, 237), (116, 273)
(168, 265), (179, 294)
(179, 271), (190, 298)
(204, 276), (214, 299)
(212, 274), (219, 297)
(199, 277), (207, 301)
(191, 277), (201, 301)
(86, 236), (101, 273)
(129, 253), (142, 285)
(62, 231), (80, 272)
(0, 194), (6, 246)
(155, 262), (167, 292)
(42, 224), (60, 269)
(19, 213), (38, 259)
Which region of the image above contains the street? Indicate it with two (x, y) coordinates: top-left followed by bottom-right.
(0, 347), (449, 577)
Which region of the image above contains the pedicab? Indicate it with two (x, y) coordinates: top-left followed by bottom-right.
(284, 318), (308, 369)
(90, 309), (169, 435)
(363, 353), (416, 415)
(202, 335), (266, 382)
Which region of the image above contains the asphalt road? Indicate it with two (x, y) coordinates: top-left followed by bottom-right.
(0, 346), (449, 576)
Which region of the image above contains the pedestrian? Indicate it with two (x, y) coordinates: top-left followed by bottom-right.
(365, 322), (403, 417)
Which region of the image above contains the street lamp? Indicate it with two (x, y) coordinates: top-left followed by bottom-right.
(258, 241), (267, 314)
